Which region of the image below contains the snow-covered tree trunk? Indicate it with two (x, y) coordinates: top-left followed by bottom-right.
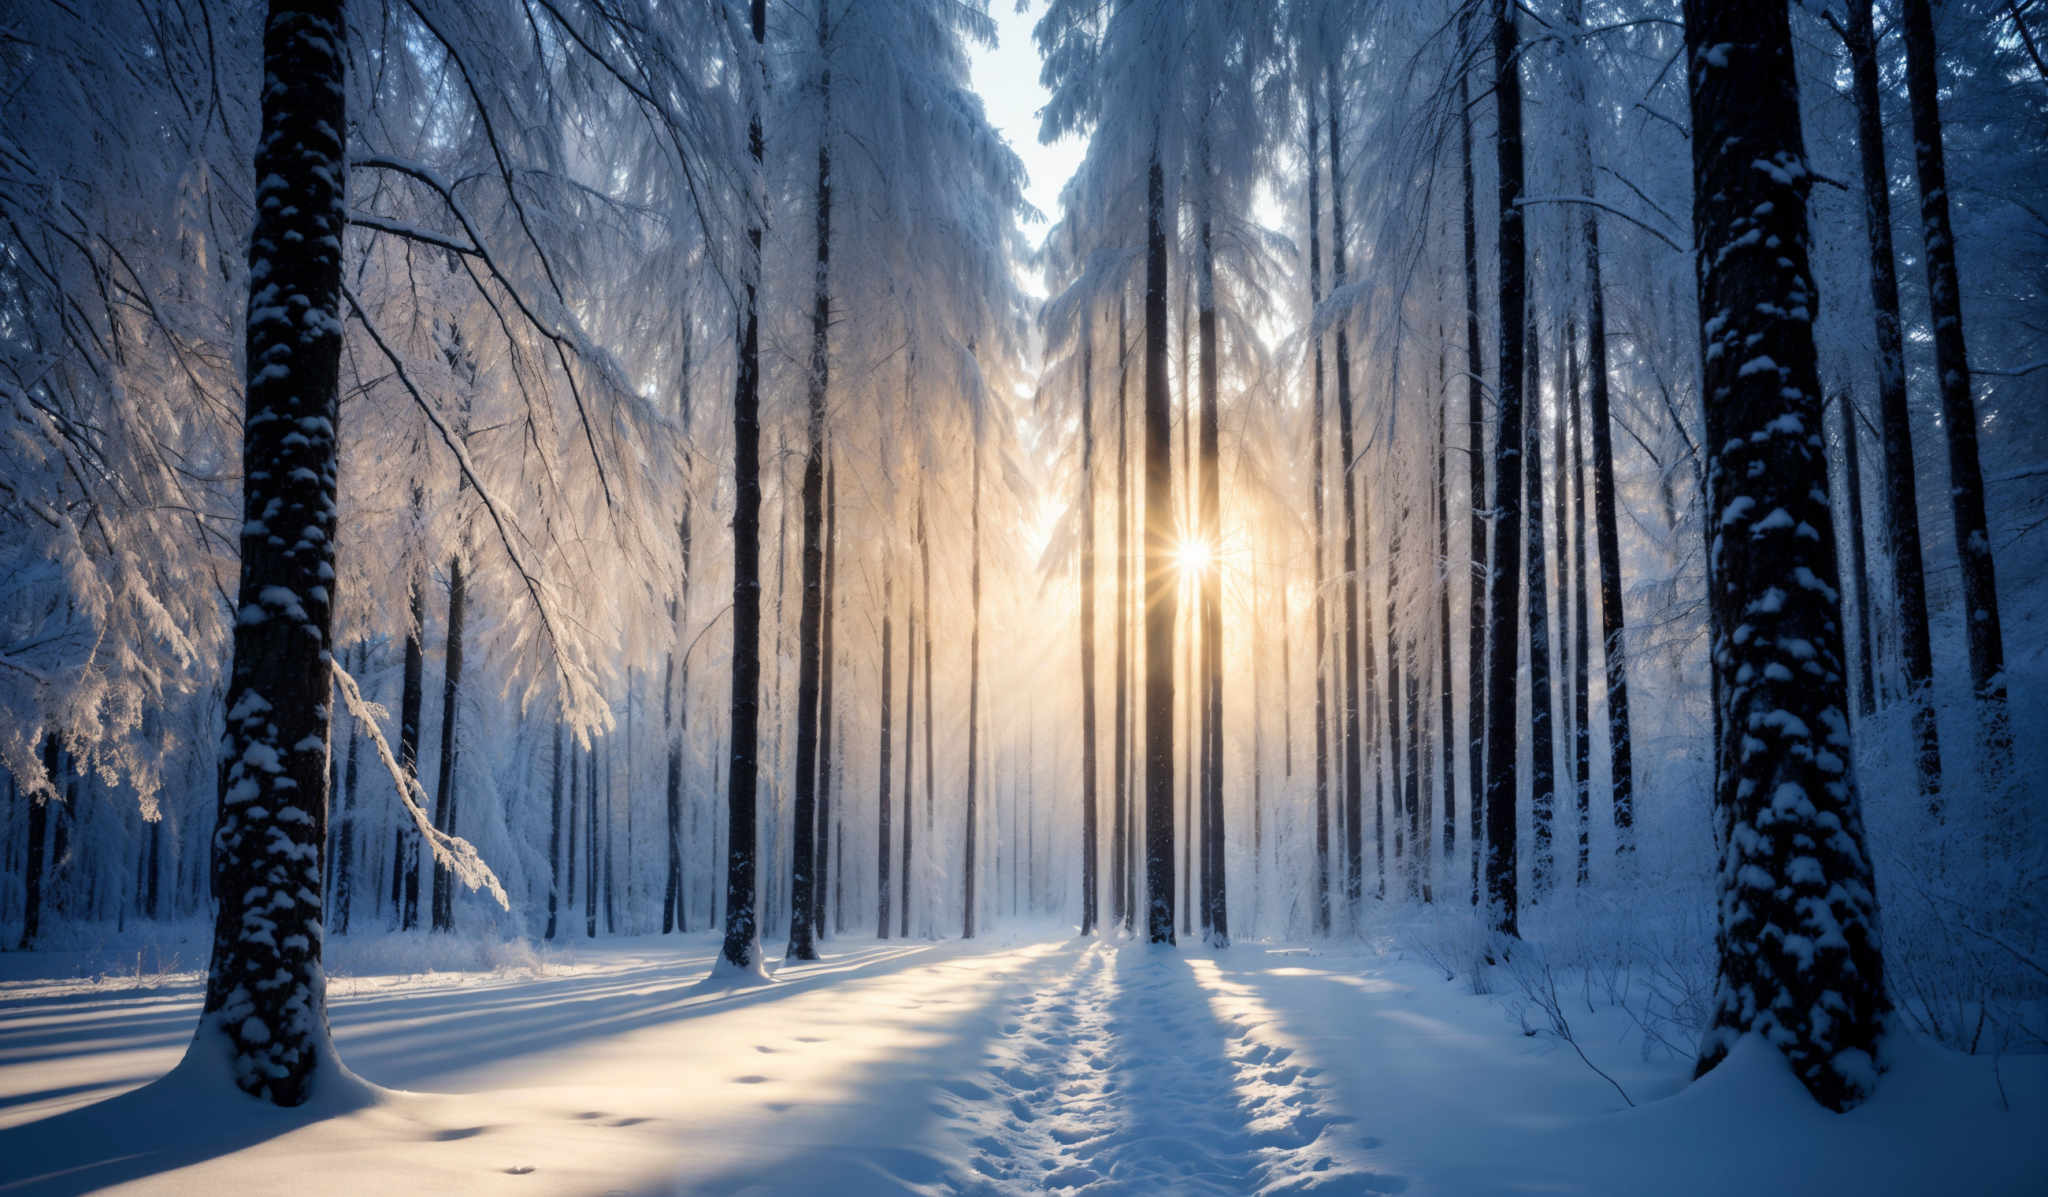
(1683, 0), (1889, 1112)
(194, 0), (347, 1104)
(1482, 0), (1527, 941)
(1566, 327), (1592, 886)
(1899, 0), (2008, 777)
(1113, 295), (1133, 935)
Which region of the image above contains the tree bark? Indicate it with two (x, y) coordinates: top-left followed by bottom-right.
(1843, 0), (1942, 803)
(1483, 0), (1526, 940)
(1143, 143), (1177, 946)
(1459, 11), (1487, 907)
(430, 556), (465, 932)
(964, 434), (983, 939)
(1196, 152), (1228, 947)
(1684, 0), (1889, 1112)
(197, 0), (347, 1103)
(1326, 60), (1368, 923)
(1080, 309), (1101, 937)
(720, 0), (767, 971)
(1899, 0), (2008, 776)
(877, 565), (895, 939)
(1307, 85), (1333, 935)
(1525, 304), (1555, 899)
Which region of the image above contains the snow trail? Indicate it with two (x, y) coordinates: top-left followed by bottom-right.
(938, 941), (1389, 1194)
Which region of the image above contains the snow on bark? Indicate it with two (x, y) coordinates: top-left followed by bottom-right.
(194, 0), (349, 1106)
(1683, 0), (1888, 1113)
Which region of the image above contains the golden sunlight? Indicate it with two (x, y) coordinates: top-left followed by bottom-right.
(1175, 538), (1213, 578)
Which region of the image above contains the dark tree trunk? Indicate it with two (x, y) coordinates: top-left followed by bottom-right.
(333, 644), (364, 935)
(1326, 61), (1368, 923)
(1525, 306), (1555, 899)
(1307, 86), (1333, 935)
(1684, 0), (1889, 1112)
(1483, 0), (1526, 940)
(964, 436), (983, 939)
(877, 566), (895, 939)
(1460, 7), (1488, 908)
(1437, 349), (1458, 876)
(816, 463), (839, 938)
(1839, 395), (1876, 717)
(1080, 310), (1101, 937)
(1843, 0), (1941, 802)
(1143, 144), (1177, 945)
(1113, 295), (1132, 933)
(1899, 0), (2008, 775)
(1567, 325), (1593, 886)
(587, 742), (599, 938)
(785, 41), (833, 963)
(547, 720), (563, 941)
(901, 559), (916, 940)
(398, 507), (426, 931)
(431, 556), (465, 932)
(1197, 169), (1228, 947)
(918, 486), (935, 938)
(197, 0), (346, 1103)
(1564, 0), (1635, 856)
(17, 737), (54, 950)
(720, 0), (768, 971)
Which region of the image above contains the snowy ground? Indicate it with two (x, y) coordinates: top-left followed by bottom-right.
(0, 930), (2042, 1195)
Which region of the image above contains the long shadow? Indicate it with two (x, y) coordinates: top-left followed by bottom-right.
(660, 939), (1086, 1196)
(0, 939), (962, 1193)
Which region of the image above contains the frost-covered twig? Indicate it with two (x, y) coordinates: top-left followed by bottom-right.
(332, 662), (507, 909)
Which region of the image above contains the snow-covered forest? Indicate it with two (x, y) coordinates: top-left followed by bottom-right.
(1, 0), (2045, 1191)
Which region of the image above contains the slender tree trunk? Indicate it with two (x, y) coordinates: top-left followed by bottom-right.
(398, 504), (426, 930)
(1437, 342), (1459, 875)
(918, 486), (935, 939)
(1143, 142), (1177, 945)
(1197, 159), (1228, 947)
(1483, 0), (1527, 940)
(17, 738), (54, 950)
(1839, 394), (1876, 717)
(964, 435), (983, 939)
(1684, 0), (1889, 1111)
(720, 0), (768, 972)
(1113, 295), (1132, 934)
(1308, 86), (1333, 935)
(1080, 310), (1101, 937)
(1843, 0), (1942, 803)
(1525, 305), (1556, 899)
(1567, 325), (1593, 886)
(816, 462), (838, 939)
(431, 556), (465, 932)
(900, 566), (916, 940)
(333, 644), (363, 934)
(1899, 0), (2008, 776)
(1326, 62), (1368, 924)
(1564, 0), (1635, 854)
(1460, 10), (1488, 908)
(547, 720), (563, 941)
(785, 39), (833, 963)
(877, 566), (895, 939)
(587, 742), (599, 938)
(197, 0), (346, 1102)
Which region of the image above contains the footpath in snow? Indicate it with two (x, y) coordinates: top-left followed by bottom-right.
(0, 932), (2041, 1195)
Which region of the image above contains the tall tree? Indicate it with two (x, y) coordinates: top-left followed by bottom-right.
(719, 0), (769, 974)
(1144, 142), (1177, 945)
(1564, 0), (1635, 853)
(876, 565), (895, 939)
(1326, 56), (1368, 923)
(1196, 140), (1228, 947)
(191, 0), (348, 1102)
(1482, 0), (1527, 941)
(1459, 8), (1488, 906)
(1684, 0), (1888, 1112)
(1307, 85), (1334, 935)
(1079, 311), (1101, 937)
(1899, 0), (2008, 774)
(1839, 0), (1941, 803)
(963, 431), (983, 939)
